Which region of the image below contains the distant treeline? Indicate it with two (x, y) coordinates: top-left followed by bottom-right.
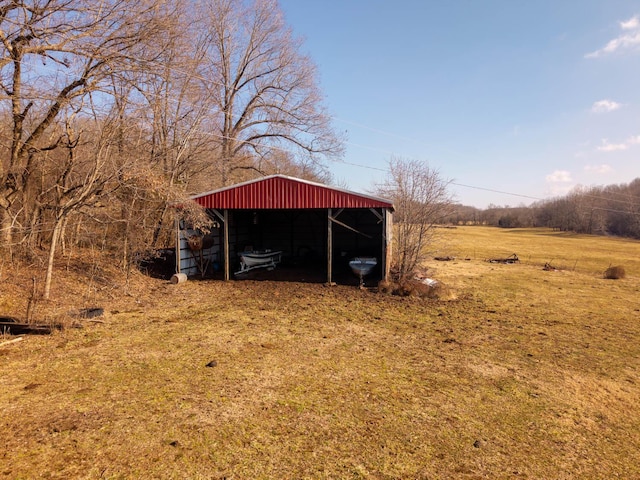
(445, 178), (640, 240)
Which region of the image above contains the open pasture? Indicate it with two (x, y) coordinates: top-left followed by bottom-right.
(1, 227), (639, 479)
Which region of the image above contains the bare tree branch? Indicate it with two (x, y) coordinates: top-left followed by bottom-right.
(375, 157), (454, 280)
(0, 0), (173, 246)
(199, 0), (344, 185)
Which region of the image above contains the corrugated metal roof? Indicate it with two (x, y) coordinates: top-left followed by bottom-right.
(191, 175), (394, 210)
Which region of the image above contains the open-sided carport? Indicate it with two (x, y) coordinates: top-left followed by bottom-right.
(176, 175), (394, 284)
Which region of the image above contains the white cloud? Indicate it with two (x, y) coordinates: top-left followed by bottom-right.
(584, 164), (613, 174)
(546, 170), (572, 183)
(596, 135), (640, 152)
(545, 183), (574, 197)
(585, 32), (640, 58)
(621, 15), (639, 30)
(585, 15), (640, 58)
(597, 139), (628, 152)
(591, 99), (622, 113)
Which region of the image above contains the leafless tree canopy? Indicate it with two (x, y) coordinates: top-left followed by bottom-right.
(0, 0), (171, 243)
(376, 157), (453, 280)
(199, 0), (343, 185)
(0, 0), (345, 297)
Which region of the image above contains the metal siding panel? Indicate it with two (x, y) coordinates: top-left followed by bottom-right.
(193, 175), (393, 210)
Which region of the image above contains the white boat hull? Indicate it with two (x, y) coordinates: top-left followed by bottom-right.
(349, 257), (377, 286)
(236, 250), (282, 275)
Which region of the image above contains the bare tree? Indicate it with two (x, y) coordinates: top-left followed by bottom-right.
(40, 114), (121, 299)
(258, 149), (333, 184)
(0, 0), (171, 250)
(130, 10), (216, 247)
(376, 157), (453, 280)
(198, 0), (344, 185)
(604, 180), (640, 238)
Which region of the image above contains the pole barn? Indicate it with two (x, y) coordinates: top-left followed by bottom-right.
(176, 175), (394, 285)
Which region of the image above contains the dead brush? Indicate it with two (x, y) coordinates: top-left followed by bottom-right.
(378, 278), (443, 299)
(603, 265), (626, 280)
(377, 280), (395, 295)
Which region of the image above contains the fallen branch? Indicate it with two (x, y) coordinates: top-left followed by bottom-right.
(488, 253), (519, 264)
(0, 336), (24, 347)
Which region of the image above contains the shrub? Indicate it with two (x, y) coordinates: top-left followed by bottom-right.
(377, 280), (395, 295)
(604, 265), (626, 279)
(377, 279), (443, 298)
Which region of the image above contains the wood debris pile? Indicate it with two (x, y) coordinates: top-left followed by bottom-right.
(487, 253), (519, 264)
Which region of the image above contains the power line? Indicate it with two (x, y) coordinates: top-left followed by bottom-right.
(450, 183), (543, 202)
(6, 46), (640, 211)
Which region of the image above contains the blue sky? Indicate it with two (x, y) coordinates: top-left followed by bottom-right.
(279, 0), (640, 207)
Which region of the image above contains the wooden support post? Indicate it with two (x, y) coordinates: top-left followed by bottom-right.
(327, 208), (333, 284)
(175, 216), (181, 274)
(223, 209), (230, 281)
(380, 209), (387, 282)
(383, 209), (393, 282)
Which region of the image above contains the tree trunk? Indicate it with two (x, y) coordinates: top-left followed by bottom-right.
(152, 204), (168, 248)
(43, 216), (63, 300)
(1, 209), (14, 258)
(122, 197), (137, 270)
(27, 204), (42, 250)
(60, 215), (69, 256)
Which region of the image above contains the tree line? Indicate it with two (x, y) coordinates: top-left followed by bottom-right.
(445, 178), (640, 239)
(0, 0), (343, 296)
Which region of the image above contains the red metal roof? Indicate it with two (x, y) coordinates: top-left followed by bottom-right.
(191, 175), (394, 210)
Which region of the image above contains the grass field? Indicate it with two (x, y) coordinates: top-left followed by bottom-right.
(1, 227), (639, 479)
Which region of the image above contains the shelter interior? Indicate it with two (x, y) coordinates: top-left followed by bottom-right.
(178, 207), (387, 285)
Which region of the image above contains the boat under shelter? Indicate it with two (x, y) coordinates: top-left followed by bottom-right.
(176, 175), (394, 285)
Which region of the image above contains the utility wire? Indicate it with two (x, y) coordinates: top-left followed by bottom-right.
(7, 54), (640, 210)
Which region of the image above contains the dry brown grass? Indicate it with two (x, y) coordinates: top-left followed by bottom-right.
(378, 278), (444, 298)
(1, 227), (640, 478)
